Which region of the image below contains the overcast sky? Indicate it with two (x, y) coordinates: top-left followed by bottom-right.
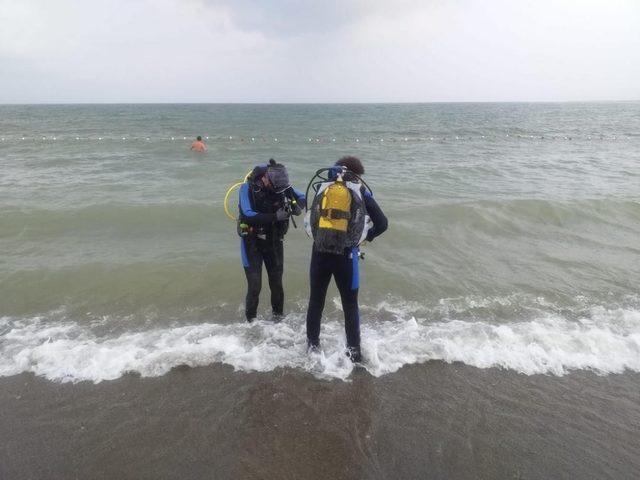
(1, 0), (639, 103)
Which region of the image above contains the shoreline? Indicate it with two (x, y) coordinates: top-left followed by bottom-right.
(2, 361), (639, 479)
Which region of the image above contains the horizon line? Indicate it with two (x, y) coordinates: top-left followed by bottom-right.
(1, 99), (639, 106)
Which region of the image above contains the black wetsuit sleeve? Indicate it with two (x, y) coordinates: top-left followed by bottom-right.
(242, 211), (276, 225)
(364, 193), (388, 242)
(239, 183), (276, 225)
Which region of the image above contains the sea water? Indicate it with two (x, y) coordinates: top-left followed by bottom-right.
(1, 103), (639, 382)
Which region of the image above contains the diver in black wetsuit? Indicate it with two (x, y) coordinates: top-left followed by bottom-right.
(238, 159), (305, 322)
(305, 156), (388, 362)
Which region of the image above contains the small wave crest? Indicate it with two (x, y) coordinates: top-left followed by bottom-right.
(0, 202), (219, 239)
(1, 303), (639, 383)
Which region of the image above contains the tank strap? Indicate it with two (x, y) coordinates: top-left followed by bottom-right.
(320, 209), (351, 220)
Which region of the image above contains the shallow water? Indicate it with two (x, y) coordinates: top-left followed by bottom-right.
(1, 103), (639, 382)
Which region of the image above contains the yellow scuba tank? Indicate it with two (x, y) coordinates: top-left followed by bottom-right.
(318, 181), (351, 233)
(305, 166), (372, 255)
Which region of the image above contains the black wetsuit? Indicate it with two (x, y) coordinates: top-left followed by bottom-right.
(238, 167), (305, 321)
(306, 189), (388, 349)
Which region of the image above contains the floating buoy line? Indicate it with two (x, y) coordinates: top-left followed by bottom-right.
(0, 134), (635, 144)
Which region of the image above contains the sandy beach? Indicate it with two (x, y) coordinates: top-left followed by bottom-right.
(2, 362), (639, 479)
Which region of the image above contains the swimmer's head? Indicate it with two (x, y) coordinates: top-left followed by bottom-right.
(197, 136), (202, 141)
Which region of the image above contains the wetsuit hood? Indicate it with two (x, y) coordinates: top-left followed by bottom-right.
(266, 160), (290, 193)
(248, 160), (290, 193)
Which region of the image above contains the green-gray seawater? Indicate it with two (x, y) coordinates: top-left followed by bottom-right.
(1, 103), (639, 381)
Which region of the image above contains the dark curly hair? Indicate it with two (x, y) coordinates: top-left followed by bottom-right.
(335, 156), (364, 175)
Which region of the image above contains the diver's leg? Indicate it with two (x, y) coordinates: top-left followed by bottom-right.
(335, 248), (361, 358)
(242, 237), (262, 322)
(263, 238), (284, 317)
(305, 249), (333, 348)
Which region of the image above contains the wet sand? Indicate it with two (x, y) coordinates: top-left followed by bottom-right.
(1, 362), (639, 480)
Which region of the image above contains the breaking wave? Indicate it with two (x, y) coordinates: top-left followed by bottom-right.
(1, 303), (639, 383)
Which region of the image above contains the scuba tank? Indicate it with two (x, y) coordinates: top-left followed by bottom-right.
(305, 167), (373, 254)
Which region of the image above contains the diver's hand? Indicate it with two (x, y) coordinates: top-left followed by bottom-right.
(292, 204), (302, 216)
(275, 208), (290, 222)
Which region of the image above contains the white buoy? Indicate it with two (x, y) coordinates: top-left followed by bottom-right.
(251, 137), (255, 142)
(53, 137), (56, 140)
(332, 138), (336, 142)
(481, 135), (485, 138)
(76, 137), (80, 140)
(99, 137), (103, 140)
(22, 137), (25, 140)
(356, 138), (359, 142)
(206, 136), (209, 140)
(274, 138), (278, 142)
(146, 137), (150, 141)
(122, 137), (126, 140)
(171, 137), (175, 140)
(430, 137), (434, 141)
(42, 137), (46, 140)
(404, 137), (408, 141)
(229, 136), (233, 140)
(380, 138), (384, 142)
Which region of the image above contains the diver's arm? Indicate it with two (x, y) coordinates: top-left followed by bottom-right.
(238, 183), (276, 225)
(364, 192), (388, 242)
(287, 187), (307, 210)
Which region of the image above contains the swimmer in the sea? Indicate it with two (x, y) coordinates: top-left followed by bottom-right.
(190, 136), (207, 152)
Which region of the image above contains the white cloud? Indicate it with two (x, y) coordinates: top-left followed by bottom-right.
(0, 0), (638, 102)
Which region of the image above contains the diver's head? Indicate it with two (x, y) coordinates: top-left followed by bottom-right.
(264, 158), (290, 193)
(335, 156), (364, 182)
(197, 136), (202, 141)
(335, 156), (364, 175)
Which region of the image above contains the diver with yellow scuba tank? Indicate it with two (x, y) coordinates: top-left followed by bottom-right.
(304, 156), (388, 363)
(233, 159), (306, 322)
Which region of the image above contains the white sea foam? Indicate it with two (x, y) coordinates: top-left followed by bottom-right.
(1, 304), (639, 383)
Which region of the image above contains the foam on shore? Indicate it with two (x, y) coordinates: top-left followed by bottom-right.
(1, 303), (639, 383)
